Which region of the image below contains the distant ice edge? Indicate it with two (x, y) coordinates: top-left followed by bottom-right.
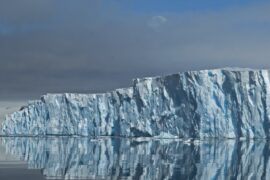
(2, 68), (270, 138)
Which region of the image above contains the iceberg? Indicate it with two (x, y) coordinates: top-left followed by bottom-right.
(2, 68), (270, 138)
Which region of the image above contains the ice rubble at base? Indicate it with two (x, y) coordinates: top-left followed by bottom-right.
(2, 68), (270, 138)
(1, 137), (270, 180)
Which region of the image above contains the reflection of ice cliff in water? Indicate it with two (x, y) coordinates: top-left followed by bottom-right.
(1, 137), (270, 179)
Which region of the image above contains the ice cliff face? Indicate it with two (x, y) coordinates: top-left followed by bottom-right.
(1, 137), (270, 180)
(2, 68), (270, 138)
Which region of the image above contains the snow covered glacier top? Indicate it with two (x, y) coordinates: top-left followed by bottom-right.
(2, 68), (270, 138)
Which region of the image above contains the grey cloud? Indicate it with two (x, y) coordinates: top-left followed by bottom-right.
(1, 1), (270, 100)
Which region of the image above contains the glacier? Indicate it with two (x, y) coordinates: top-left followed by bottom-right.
(2, 68), (270, 138)
(1, 137), (270, 179)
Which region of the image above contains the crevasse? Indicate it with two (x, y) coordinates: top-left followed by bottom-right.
(2, 68), (270, 138)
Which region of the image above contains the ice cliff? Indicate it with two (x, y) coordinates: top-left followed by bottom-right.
(2, 68), (270, 138)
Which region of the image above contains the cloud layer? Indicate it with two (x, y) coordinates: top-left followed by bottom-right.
(1, 0), (270, 100)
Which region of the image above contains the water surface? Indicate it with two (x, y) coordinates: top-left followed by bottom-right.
(0, 137), (269, 179)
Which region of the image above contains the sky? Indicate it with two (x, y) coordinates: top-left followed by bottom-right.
(1, 0), (270, 100)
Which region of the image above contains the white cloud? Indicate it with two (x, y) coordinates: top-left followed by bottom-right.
(148, 15), (167, 29)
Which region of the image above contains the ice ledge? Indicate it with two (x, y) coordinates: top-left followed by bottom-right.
(2, 67), (270, 138)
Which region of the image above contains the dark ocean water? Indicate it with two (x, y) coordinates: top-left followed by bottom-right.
(0, 137), (268, 180)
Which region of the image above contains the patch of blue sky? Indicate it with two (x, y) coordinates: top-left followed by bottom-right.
(0, 22), (50, 35)
(0, 22), (16, 35)
(116, 0), (269, 14)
